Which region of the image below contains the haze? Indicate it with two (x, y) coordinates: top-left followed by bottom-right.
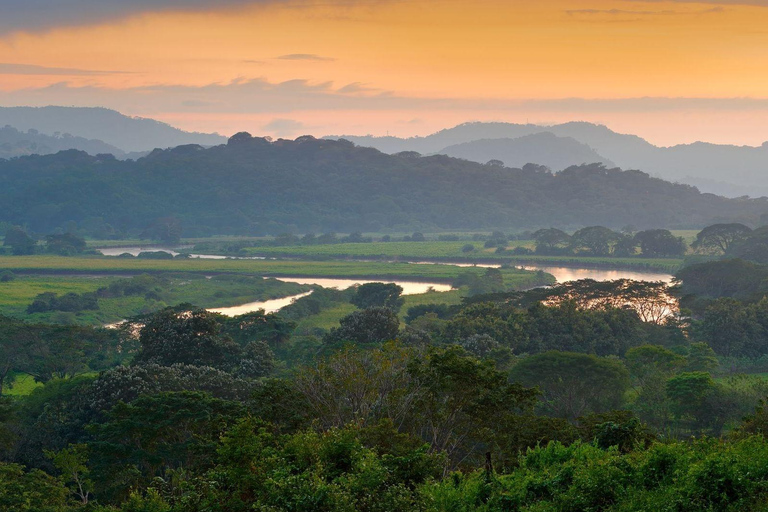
(3, 0), (768, 145)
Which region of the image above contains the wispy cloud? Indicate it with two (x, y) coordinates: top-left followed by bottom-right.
(0, 62), (129, 76)
(262, 118), (306, 136)
(5, 78), (768, 115)
(566, 6), (725, 17)
(276, 54), (336, 62)
(629, 0), (768, 6)
(0, 0), (283, 35)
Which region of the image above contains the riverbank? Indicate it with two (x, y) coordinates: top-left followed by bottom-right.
(200, 241), (684, 273)
(0, 255), (551, 289)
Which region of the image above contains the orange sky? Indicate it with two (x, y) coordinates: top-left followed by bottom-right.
(3, 0), (768, 145)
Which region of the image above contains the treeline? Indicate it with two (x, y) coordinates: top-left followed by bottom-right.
(5, 256), (768, 509)
(3, 300), (768, 510)
(530, 226), (687, 257)
(0, 135), (766, 236)
(2, 228), (89, 256)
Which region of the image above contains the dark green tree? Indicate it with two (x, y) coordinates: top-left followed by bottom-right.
(692, 223), (752, 254)
(132, 308), (240, 369)
(351, 282), (405, 312)
(3, 226), (36, 255)
(510, 351), (630, 419)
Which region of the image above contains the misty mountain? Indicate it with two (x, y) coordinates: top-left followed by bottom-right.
(439, 132), (614, 170)
(0, 106), (227, 153)
(331, 122), (768, 197)
(0, 125), (126, 159)
(1, 134), (765, 237)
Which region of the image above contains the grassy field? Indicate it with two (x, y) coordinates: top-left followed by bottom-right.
(232, 241), (683, 272)
(0, 255), (550, 288)
(0, 274), (310, 324)
(5, 373), (43, 396)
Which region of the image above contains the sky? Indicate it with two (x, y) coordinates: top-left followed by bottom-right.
(2, 0), (768, 145)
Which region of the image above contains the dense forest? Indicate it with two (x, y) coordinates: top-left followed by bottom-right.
(1, 133), (766, 237)
(5, 253), (768, 510)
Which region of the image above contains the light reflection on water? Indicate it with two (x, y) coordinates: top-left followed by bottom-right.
(95, 246), (674, 318)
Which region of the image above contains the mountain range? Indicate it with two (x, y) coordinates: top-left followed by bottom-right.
(1, 134), (765, 237)
(0, 106), (226, 155)
(332, 122), (768, 198)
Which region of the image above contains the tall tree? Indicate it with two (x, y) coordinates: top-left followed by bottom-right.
(510, 351), (630, 419)
(570, 226), (619, 256)
(692, 223), (752, 254)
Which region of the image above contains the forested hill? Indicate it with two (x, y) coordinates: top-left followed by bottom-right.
(0, 106), (226, 153)
(1, 133), (766, 236)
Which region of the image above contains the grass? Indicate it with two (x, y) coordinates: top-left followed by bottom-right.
(0, 276), (110, 317)
(0, 255), (549, 288)
(0, 274), (310, 324)
(233, 241), (683, 272)
(5, 373), (43, 396)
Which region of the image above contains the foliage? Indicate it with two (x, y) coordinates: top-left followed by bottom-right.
(324, 307), (401, 347)
(132, 308), (240, 370)
(510, 351), (631, 419)
(693, 223), (752, 254)
(0, 140), (763, 235)
(351, 282), (405, 312)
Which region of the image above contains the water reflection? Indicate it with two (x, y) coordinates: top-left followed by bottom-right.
(276, 277), (452, 295)
(209, 291), (314, 316)
(517, 265), (673, 284)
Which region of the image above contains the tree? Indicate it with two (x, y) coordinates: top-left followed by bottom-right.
(351, 282), (405, 312)
(3, 226), (36, 255)
(700, 298), (754, 357)
(692, 223), (752, 254)
(685, 342), (719, 372)
(324, 307), (400, 347)
(220, 310), (296, 347)
(532, 228), (572, 255)
(88, 391), (244, 502)
(88, 363), (255, 412)
(236, 341), (275, 379)
(613, 233), (638, 257)
(45, 444), (92, 505)
(570, 226), (619, 256)
(132, 308), (240, 369)
(407, 345), (538, 462)
(510, 351), (630, 419)
(634, 229), (686, 257)
(141, 216), (182, 244)
(295, 343), (419, 430)
(44, 232), (86, 255)
(625, 345), (685, 386)
(0, 463), (71, 512)
(666, 372), (717, 432)
(729, 226), (768, 264)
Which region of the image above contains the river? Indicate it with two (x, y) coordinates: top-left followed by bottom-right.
(95, 246), (674, 317)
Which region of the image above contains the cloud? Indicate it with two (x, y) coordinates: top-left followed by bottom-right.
(276, 54), (336, 62)
(630, 0), (768, 6)
(566, 7), (725, 17)
(0, 0), (282, 35)
(0, 62), (130, 75)
(338, 82), (379, 94)
(6, 78), (768, 117)
(262, 118), (306, 136)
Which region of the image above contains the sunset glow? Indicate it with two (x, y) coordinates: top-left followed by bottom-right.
(3, 0), (768, 144)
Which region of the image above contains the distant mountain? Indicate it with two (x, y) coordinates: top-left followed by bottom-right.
(0, 134), (765, 237)
(0, 125), (126, 159)
(439, 132), (614, 171)
(0, 106), (226, 153)
(331, 122), (768, 197)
